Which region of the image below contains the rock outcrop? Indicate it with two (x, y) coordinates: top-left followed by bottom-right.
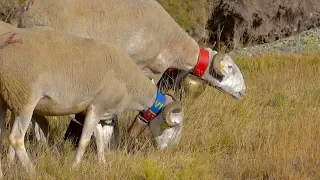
(206, 0), (320, 50)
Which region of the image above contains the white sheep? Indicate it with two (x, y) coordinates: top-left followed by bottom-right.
(0, 21), (184, 176)
(17, 0), (246, 150)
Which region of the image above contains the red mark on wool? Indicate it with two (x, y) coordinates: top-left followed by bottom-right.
(21, 0), (34, 13)
(0, 33), (23, 50)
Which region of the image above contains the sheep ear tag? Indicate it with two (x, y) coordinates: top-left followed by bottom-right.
(192, 49), (210, 77)
(162, 121), (170, 129)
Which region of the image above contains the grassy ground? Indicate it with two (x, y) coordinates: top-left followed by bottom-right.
(156, 0), (214, 43)
(157, 0), (211, 30)
(1, 53), (320, 179)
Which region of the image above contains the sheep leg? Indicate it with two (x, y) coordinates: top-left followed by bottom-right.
(93, 123), (105, 164)
(72, 108), (106, 169)
(110, 115), (120, 150)
(7, 145), (15, 164)
(102, 122), (114, 151)
(0, 99), (7, 178)
(9, 111), (35, 175)
(33, 120), (46, 143)
(7, 113), (15, 165)
(63, 114), (85, 147)
(31, 114), (51, 143)
(102, 115), (120, 151)
(100, 114), (118, 151)
(6, 114), (50, 165)
(64, 114), (119, 152)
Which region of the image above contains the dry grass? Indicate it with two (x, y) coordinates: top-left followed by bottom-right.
(156, 0), (213, 43)
(157, 0), (210, 29)
(1, 53), (320, 179)
(0, 0), (21, 24)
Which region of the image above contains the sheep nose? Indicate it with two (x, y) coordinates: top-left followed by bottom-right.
(239, 89), (246, 97)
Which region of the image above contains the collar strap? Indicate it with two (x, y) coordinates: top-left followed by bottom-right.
(192, 49), (210, 77)
(141, 90), (166, 122)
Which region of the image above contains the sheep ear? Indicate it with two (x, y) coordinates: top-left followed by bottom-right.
(210, 52), (226, 77)
(204, 48), (218, 57)
(204, 48), (224, 76)
(162, 101), (184, 127)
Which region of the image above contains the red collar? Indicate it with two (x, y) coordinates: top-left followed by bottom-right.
(192, 49), (210, 77)
(167, 48), (209, 77)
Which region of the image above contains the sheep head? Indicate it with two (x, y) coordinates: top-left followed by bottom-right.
(128, 94), (184, 150)
(149, 94), (184, 150)
(201, 48), (246, 99)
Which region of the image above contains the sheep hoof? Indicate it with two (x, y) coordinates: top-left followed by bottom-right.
(7, 146), (15, 165)
(71, 164), (78, 171)
(26, 165), (36, 177)
(98, 158), (106, 164)
(71, 161), (80, 170)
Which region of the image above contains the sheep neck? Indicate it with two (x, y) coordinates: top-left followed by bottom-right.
(166, 32), (201, 72)
(139, 90), (166, 122)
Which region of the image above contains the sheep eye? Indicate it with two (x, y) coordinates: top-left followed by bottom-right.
(228, 65), (233, 69)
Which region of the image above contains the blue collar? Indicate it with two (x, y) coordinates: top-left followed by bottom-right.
(141, 90), (166, 122)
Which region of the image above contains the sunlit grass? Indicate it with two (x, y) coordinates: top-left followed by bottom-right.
(156, 0), (211, 36)
(2, 53), (320, 179)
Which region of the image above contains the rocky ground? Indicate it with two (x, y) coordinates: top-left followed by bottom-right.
(228, 27), (320, 58)
(156, 0), (320, 56)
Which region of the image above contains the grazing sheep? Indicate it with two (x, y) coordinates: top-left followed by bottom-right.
(0, 21), (184, 176)
(17, 0), (246, 149)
